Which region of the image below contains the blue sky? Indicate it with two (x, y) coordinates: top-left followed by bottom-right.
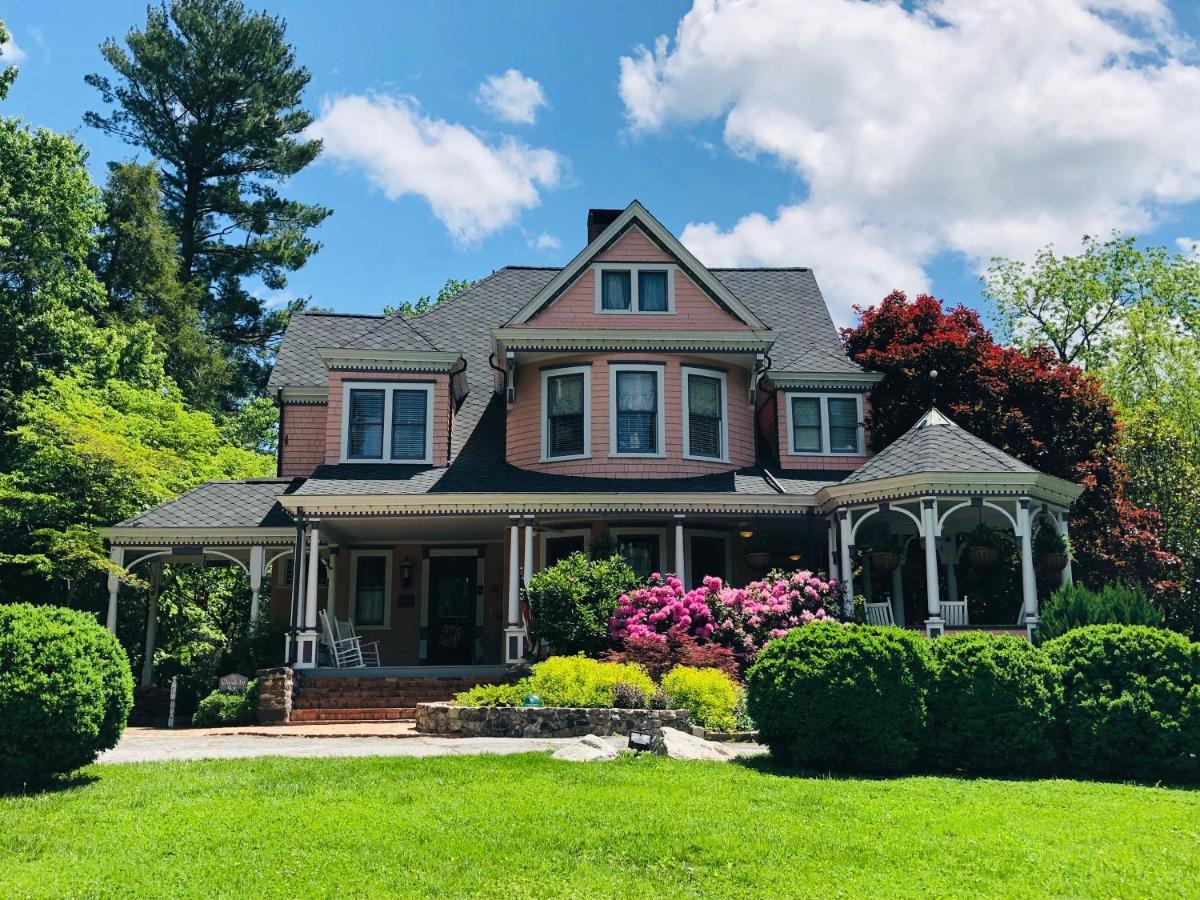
(3, 0), (1200, 327)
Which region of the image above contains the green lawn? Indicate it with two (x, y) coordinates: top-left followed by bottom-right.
(1, 754), (1196, 898)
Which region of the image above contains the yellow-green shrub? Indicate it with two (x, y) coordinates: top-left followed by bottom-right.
(525, 656), (654, 707)
(661, 665), (741, 732)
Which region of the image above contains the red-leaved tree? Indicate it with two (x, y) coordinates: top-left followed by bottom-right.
(842, 291), (1179, 603)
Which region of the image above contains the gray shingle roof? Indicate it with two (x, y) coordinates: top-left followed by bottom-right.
(116, 479), (301, 528)
(267, 313), (383, 390)
(840, 409), (1037, 485)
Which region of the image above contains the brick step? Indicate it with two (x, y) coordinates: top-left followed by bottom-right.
(292, 694), (457, 709)
(299, 677), (499, 691)
(288, 707), (416, 723)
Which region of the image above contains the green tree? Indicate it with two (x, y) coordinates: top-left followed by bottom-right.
(85, 0), (331, 404)
(1, 21), (17, 101)
(384, 277), (474, 318)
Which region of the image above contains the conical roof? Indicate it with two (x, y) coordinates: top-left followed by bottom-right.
(841, 408), (1037, 485)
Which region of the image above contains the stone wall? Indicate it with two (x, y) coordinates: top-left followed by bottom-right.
(414, 702), (690, 738)
(256, 666), (294, 725)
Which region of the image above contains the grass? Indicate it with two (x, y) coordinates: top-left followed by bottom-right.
(1, 754), (1197, 898)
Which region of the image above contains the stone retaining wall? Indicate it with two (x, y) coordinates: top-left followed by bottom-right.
(256, 667), (294, 725)
(414, 702), (690, 738)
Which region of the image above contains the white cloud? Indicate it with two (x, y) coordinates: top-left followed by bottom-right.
(477, 69), (548, 125)
(1177, 236), (1200, 259)
(308, 94), (564, 244)
(620, 0), (1200, 322)
(1, 34), (26, 65)
(529, 231), (561, 252)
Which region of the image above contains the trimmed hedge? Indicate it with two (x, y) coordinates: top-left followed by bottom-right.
(1043, 626), (1199, 782)
(926, 632), (1057, 775)
(1036, 584), (1161, 644)
(0, 603), (134, 789)
(661, 665), (741, 732)
(745, 622), (931, 773)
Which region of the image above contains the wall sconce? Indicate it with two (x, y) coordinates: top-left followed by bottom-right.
(400, 557), (413, 588)
(738, 523), (755, 539)
(788, 552), (802, 562)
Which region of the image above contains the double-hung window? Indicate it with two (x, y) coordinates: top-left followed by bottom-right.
(342, 381), (434, 463)
(683, 367), (727, 461)
(786, 393), (863, 455)
(541, 366), (590, 460)
(594, 265), (674, 313)
(611, 365), (664, 456)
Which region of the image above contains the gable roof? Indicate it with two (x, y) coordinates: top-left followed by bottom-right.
(267, 313), (383, 390)
(840, 409), (1037, 485)
(504, 201), (768, 329)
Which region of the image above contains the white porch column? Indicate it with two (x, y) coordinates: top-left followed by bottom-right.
(504, 516), (524, 664)
(1018, 498), (1039, 639)
(674, 515), (686, 587)
(140, 561), (162, 688)
(106, 545), (124, 634)
(522, 516), (535, 588)
(248, 545), (264, 627)
(293, 523), (321, 668)
(891, 566), (906, 628)
(837, 510), (854, 617)
(1057, 513), (1074, 587)
(922, 498), (943, 637)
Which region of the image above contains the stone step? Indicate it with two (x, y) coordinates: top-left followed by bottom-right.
(289, 707), (416, 723)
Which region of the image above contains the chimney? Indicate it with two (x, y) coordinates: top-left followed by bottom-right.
(587, 208), (622, 244)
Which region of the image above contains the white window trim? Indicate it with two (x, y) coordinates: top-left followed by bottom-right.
(538, 528), (591, 570)
(684, 530), (733, 585)
(348, 549), (392, 630)
(611, 527), (667, 576)
(540, 366), (591, 462)
(681, 366), (729, 463)
(340, 380), (435, 465)
(785, 392), (864, 456)
(592, 262), (676, 314)
(609, 364), (666, 458)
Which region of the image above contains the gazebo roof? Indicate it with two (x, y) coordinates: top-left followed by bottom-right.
(841, 408), (1037, 485)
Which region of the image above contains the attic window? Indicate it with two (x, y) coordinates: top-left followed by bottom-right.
(594, 264), (674, 314)
(341, 381), (434, 464)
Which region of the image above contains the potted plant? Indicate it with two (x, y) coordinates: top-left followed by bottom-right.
(1033, 525), (1069, 577)
(961, 522), (1010, 568)
(863, 532), (906, 573)
(743, 533), (771, 571)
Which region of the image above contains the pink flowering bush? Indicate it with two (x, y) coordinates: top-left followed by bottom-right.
(704, 570), (842, 663)
(609, 574), (716, 645)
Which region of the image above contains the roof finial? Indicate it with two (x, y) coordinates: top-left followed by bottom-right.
(928, 369), (939, 409)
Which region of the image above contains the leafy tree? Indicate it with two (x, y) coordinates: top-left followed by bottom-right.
(86, 0), (331, 403)
(842, 291), (1180, 607)
(218, 395), (279, 456)
(384, 277), (474, 318)
(1, 20), (17, 101)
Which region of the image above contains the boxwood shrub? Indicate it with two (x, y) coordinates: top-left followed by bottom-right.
(1043, 625), (1199, 782)
(661, 665), (741, 732)
(192, 681), (258, 728)
(925, 632), (1057, 775)
(526, 553), (640, 656)
(0, 603), (134, 789)
(745, 622), (931, 773)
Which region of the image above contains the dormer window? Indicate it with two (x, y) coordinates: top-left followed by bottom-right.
(341, 381), (434, 464)
(594, 264), (674, 314)
(785, 392), (864, 456)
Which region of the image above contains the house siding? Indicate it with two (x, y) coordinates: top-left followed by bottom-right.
(507, 353), (756, 477)
(324, 371), (452, 466)
(279, 402), (328, 476)
(524, 226), (750, 331)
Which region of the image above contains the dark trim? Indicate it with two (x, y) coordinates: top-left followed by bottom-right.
(681, 362), (729, 374)
(340, 377), (438, 385)
(539, 361), (593, 372)
(607, 359), (667, 366)
(276, 399), (285, 478)
(422, 545), (485, 559)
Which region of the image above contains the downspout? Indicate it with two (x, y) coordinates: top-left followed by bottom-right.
(275, 390), (285, 477)
(488, 352), (508, 395)
(753, 353), (775, 465)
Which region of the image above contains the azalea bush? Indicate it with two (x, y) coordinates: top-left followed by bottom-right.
(608, 573), (716, 645)
(706, 571), (841, 664)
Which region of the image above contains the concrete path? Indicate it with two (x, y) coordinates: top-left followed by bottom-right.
(100, 726), (766, 764)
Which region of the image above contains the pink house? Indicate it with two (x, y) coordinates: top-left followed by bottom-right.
(102, 202), (1082, 696)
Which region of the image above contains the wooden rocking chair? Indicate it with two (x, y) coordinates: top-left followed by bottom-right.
(941, 599), (969, 627)
(320, 611), (364, 668)
(335, 617), (381, 667)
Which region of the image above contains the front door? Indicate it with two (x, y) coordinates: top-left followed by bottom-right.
(427, 555), (477, 665)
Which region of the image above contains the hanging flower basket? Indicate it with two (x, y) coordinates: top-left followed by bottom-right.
(869, 550), (902, 573)
(965, 545), (1001, 568)
(1036, 551), (1068, 577)
(746, 551), (771, 570)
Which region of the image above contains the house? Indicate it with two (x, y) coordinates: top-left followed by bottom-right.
(101, 201), (1082, 686)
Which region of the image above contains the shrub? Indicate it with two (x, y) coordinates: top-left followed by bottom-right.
(925, 632), (1057, 775)
(191, 681), (258, 728)
(607, 634), (738, 680)
(1043, 625), (1199, 781)
(609, 574), (716, 645)
(0, 603), (134, 789)
(745, 622), (930, 773)
(524, 656), (654, 708)
(453, 681), (527, 706)
(661, 665), (741, 732)
(705, 571), (840, 665)
(527, 553), (640, 656)
(612, 682), (648, 709)
(1036, 583), (1162, 643)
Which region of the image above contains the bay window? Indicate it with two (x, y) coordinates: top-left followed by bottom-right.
(683, 366), (727, 461)
(541, 366), (590, 460)
(610, 364), (664, 456)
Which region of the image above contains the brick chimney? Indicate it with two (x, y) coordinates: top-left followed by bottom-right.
(587, 208), (622, 244)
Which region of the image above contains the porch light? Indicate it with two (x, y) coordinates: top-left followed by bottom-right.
(738, 527), (755, 539)
(788, 552), (802, 562)
(628, 730), (653, 752)
(400, 557), (413, 587)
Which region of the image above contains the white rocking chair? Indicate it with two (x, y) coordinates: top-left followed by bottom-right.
(865, 602), (895, 626)
(320, 611), (365, 668)
(941, 599), (969, 627)
(335, 617), (381, 667)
